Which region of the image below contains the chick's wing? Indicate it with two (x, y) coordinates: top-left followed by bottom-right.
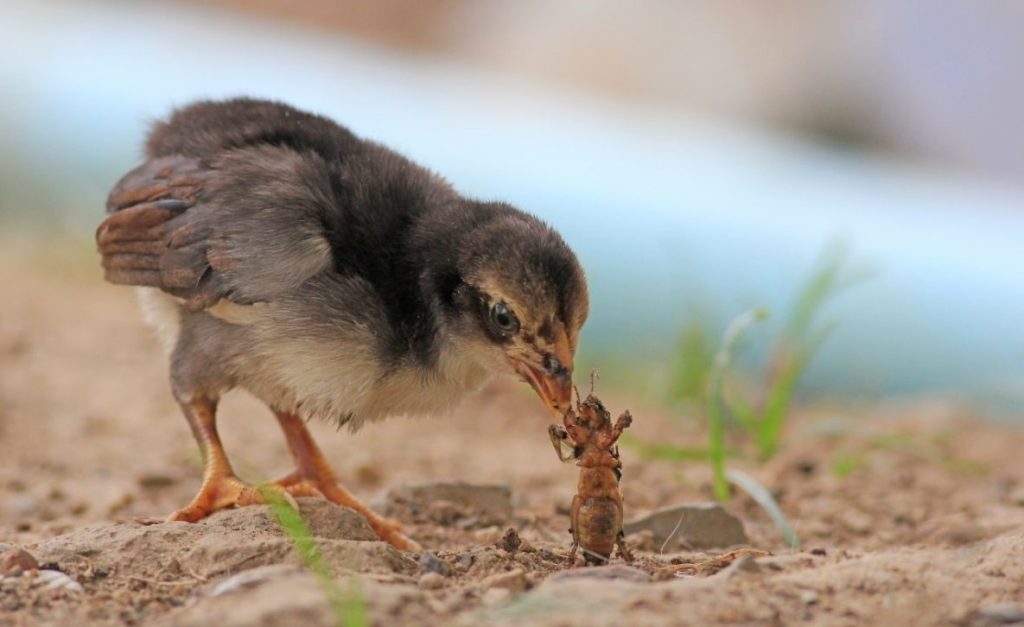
(97, 147), (335, 310)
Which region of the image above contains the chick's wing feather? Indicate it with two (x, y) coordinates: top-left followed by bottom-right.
(98, 145), (337, 310)
(146, 97), (362, 162)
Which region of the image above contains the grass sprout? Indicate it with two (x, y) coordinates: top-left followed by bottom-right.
(619, 434), (711, 461)
(662, 243), (868, 463)
(724, 244), (869, 460)
(618, 245), (866, 545)
(831, 451), (866, 478)
(727, 468), (800, 548)
(707, 308), (769, 501)
(755, 245), (869, 458)
(831, 434), (990, 478)
(671, 317), (715, 404)
(260, 487), (369, 627)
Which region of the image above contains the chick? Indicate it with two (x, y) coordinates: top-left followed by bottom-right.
(96, 98), (589, 550)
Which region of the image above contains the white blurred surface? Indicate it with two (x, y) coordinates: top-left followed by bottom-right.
(1, 0), (1021, 404)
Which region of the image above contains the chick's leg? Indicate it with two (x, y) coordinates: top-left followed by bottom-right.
(273, 410), (421, 551)
(169, 397), (267, 522)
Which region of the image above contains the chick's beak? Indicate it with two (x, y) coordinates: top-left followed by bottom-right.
(510, 323), (575, 415)
(511, 359), (573, 415)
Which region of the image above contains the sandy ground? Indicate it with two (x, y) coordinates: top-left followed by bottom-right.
(2, 240), (1024, 626)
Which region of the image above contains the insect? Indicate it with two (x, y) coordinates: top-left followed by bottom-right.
(549, 387), (633, 565)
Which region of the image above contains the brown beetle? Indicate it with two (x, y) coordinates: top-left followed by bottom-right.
(549, 391), (633, 565)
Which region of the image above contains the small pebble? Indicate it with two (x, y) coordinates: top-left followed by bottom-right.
(624, 503), (748, 550)
(472, 526), (503, 544)
(381, 482), (513, 526)
(5, 496), (39, 520)
(138, 473), (177, 490)
(0, 548), (39, 576)
(548, 565), (651, 583)
(800, 590), (819, 605)
(418, 572), (445, 590)
(496, 528), (522, 554)
(795, 460), (816, 476)
(209, 565), (299, 597)
(34, 570), (83, 593)
(418, 552), (450, 577)
(975, 603), (1024, 624)
(717, 555), (761, 580)
(1009, 488), (1024, 507)
(481, 568), (528, 593)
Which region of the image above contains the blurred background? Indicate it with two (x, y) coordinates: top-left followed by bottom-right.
(2, 0), (1022, 412)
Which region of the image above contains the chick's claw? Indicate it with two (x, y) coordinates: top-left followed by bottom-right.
(368, 517), (422, 552)
(168, 475), (290, 523)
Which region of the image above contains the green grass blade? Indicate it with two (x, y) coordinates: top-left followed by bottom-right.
(724, 389), (758, 434)
(620, 434), (711, 461)
(261, 488), (369, 627)
(759, 241), (857, 459)
(755, 353), (804, 459)
(671, 318), (715, 403)
(786, 243), (848, 339)
(867, 435), (991, 477)
(830, 451), (866, 478)
(340, 578), (369, 627)
(726, 468), (800, 548)
(757, 319), (837, 459)
(707, 308), (769, 502)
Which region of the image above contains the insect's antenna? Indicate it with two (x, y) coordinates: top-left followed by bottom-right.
(589, 369), (600, 396)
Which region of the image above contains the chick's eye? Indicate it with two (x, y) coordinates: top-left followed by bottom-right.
(488, 302), (519, 335)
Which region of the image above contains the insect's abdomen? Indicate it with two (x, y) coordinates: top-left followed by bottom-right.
(573, 496), (622, 562)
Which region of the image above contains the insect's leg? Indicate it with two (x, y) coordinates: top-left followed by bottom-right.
(566, 494), (582, 567)
(548, 424), (578, 462)
(610, 410), (633, 440)
(596, 410), (634, 451)
(614, 410), (633, 432)
(563, 406), (589, 443)
(616, 531), (634, 564)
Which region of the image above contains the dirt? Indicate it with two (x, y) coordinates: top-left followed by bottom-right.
(2, 239), (1024, 626)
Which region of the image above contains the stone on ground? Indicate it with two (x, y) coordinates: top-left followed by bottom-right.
(623, 503), (748, 550)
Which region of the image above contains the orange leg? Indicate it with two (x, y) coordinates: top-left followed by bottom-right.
(169, 397), (274, 521)
(273, 410), (421, 551)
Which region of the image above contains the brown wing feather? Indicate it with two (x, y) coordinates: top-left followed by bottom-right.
(105, 155), (208, 213)
(97, 156), (220, 306)
(98, 145), (335, 310)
